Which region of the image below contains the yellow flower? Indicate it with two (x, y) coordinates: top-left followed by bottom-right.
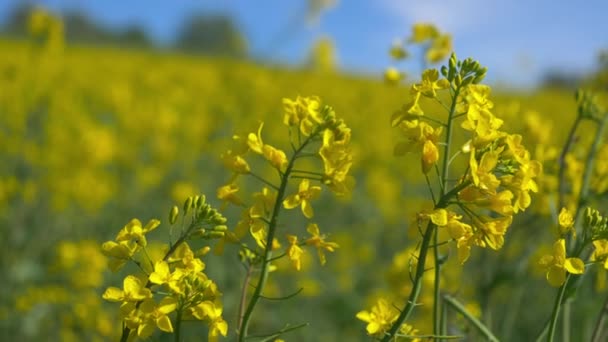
(422, 139), (439, 174)
(426, 34), (452, 63)
(286, 235), (304, 271)
(262, 144), (288, 170)
(304, 223), (339, 265)
(558, 207), (575, 236)
(356, 298), (398, 336)
(217, 183), (244, 206)
(591, 240), (608, 271)
(148, 261), (184, 294)
(412, 69), (450, 98)
(445, 215), (474, 264)
(191, 301), (228, 341)
(384, 67), (403, 85)
(101, 240), (137, 272)
(250, 187), (277, 218)
(283, 179), (322, 218)
(409, 23), (439, 43)
(419, 208), (448, 226)
(247, 123), (265, 154)
(469, 148), (501, 194)
(221, 150), (250, 174)
(102, 275), (152, 302)
(137, 297), (177, 336)
(115, 218), (160, 247)
(539, 239), (585, 287)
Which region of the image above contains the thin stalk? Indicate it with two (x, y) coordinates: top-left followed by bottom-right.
(440, 295), (448, 338)
(575, 114), (608, 220)
(237, 263), (253, 331)
(558, 116), (582, 211)
(249, 172), (279, 191)
(381, 220), (436, 342)
(237, 134), (316, 341)
(547, 275), (570, 342)
(563, 301), (571, 342)
(432, 84), (460, 338)
(591, 293), (608, 342)
(443, 294), (499, 342)
(440, 85), (461, 196)
(381, 181), (471, 342)
(174, 306), (182, 342)
(433, 227), (442, 337)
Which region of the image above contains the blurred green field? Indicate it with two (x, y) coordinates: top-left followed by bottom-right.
(2, 32), (608, 341)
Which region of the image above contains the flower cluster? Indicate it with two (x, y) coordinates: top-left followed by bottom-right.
(395, 54), (541, 264)
(385, 23), (453, 84)
(101, 196), (228, 341)
(218, 96), (351, 270)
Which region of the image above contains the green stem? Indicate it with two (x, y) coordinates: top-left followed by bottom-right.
(237, 263), (253, 331)
(174, 306), (182, 342)
(557, 116), (581, 211)
(433, 84), (460, 338)
(380, 181), (471, 342)
(237, 134), (316, 341)
(547, 275), (570, 342)
(433, 227), (442, 338)
(575, 113), (608, 221)
(441, 85), (461, 196)
(563, 301), (571, 342)
(443, 294), (499, 342)
(591, 292), (608, 342)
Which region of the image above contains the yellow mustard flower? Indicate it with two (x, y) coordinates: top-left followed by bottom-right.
(305, 223), (339, 265)
(283, 179), (321, 218)
(102, 275), (152, 303)
(539, 239), (585, 287)
(356, 298), (398, 336)
(558, 207), (575, 236)
(286, 235), (304, 271)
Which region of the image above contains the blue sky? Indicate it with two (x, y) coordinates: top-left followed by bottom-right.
(1, 0), (607, 87)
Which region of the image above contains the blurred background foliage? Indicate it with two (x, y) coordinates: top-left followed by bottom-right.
(1, 3), (608, 342)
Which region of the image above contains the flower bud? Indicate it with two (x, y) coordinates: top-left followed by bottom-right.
(455, 74), (462, 87)
(213, 225), (228, 232)
(205, 231), (225, 240)
(183, 197), (193, 215)
(169, 206), (179, 224)
(196, 195), (206, 208)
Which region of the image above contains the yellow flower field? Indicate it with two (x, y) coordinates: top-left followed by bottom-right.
(2, 10), (608, 342)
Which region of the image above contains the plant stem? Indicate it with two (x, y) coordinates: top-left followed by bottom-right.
(443, 294), (499, 342)
(433, 227), (442, 338)
(174, 306), (182, 342)
(381, 181), (471, 342)
(237, 134), (315, 341)
(547, 275), (570, 342)
(558, 116), (581, 211)
(237, 263), (253, 331)
(432, 84), (460, 338)
(575, 113), (608, 221)
(591, 293), (608, 342)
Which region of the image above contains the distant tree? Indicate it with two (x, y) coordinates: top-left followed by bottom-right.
(174, 14), (247, 58)
(2, 3), (34, 36)
(541, 70), (582, 90)
(62, 11), (113, 44)
(2, 4), (152, 49)
(116, 25), (152, 48)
